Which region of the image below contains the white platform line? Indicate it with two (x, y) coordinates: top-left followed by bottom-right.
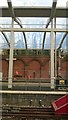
(0, 90), (67, 95)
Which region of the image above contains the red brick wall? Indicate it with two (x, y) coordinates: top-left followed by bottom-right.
(13, 60), (25, 79)
(0, 60), (2, 72)
(2, 60), (8, 79)
(27, 60), (41, 79)
(2, 56), (68, 80)
(41, 61), (50, 79)
(61, 61), (68, 78)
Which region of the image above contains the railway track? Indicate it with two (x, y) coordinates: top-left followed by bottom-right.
(2, 106), (54, 119)
(1, 106), (68, 119)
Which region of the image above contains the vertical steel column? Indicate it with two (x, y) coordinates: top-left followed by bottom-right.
(54, 17), (57, 78)
(50, 19), (55, 89)
(0, 50), (2, 71)
(58, 50), (61, 75)
(8, 18), (14, 88)
(0, 49), (2, 83)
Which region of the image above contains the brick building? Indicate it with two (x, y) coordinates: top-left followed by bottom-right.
(1, 49), (68, 81)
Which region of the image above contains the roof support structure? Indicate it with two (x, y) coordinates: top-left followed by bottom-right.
(50, 19), (55, 89)
(8, 18), (14, 88)
(42, 0), (57, 49)
(58, 33), (68, 49)
(0, 28), (68, 32)
(7, 0), (27, 49)
(1, 31), (10, 47)
(1, 7), (68, 18)
(54, 17), (57, 78)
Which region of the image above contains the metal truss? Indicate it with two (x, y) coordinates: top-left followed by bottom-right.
(0, 28), (68, 32)
(58, 33), (68, 49)
(7, 0), (27, 49)
(42, 0), (57, 49)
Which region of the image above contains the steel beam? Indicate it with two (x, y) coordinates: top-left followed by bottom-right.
(58, 50), (61, 76)
(0, 28), (68, 32)
(7, 0), (27, 49)
(50, 19), (55, 89)
(1, 32), (10, 47)
(54, 17), (57, 78)
(8, 18), (14, 88)
(58, 33), (68, 49)
(42, 0), (57, 49)
(1, 7), (68, 18)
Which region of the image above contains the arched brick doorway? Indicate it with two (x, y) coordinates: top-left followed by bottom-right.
(13, 60), (24, 80)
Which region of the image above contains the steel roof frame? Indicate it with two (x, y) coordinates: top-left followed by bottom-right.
(1, 7), (67, 17)
(7, 0), (27, 49)
(42, 0), (57, 49)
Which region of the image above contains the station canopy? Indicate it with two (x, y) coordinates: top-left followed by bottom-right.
(0, 0), (68, 50)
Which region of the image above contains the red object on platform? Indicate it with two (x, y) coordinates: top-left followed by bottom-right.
(15, 71), (19, 75)
(52, 95), (68, 115)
